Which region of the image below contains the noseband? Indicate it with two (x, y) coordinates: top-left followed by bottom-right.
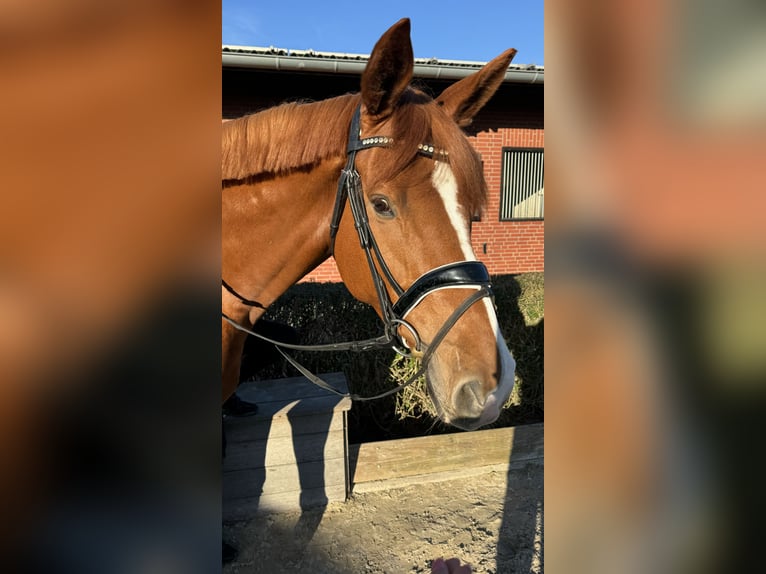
(222, 104), (495, 401)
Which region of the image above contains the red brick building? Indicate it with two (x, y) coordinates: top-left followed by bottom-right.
(223, 47), (544, 281)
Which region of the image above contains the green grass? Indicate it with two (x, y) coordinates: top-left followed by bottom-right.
(258, 273), (543, 439)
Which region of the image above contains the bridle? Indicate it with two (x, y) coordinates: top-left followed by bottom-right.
(222, 104), (495, 401)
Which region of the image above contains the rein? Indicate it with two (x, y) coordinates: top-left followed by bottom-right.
(222, 104), (494, 401)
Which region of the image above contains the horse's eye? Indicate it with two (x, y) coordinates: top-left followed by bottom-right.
(371, 195), (394, 217)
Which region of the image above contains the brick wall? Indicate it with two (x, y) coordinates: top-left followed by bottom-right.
(467, 123), (544, 276)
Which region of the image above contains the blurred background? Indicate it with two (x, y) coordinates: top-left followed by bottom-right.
(0, 1), (221, 572)
(1, 0), (765, 572)
(545, 0), (766, 572)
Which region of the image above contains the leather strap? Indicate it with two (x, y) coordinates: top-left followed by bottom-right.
(222, 279), (266, 309)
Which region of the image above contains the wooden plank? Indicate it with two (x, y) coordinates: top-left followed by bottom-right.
(234, 373), (352, 417)
(351, 462), (537, 494)
(222, 373), (353, 517)
(223, 484), (347, 519)
(238, 372), (348, 401)
(223, 429), (347, 471)
(228, 393), (351, 420)
(223, 458), (347, 501)
(350, 423), (543, 484)
(225, 411), (346, 442)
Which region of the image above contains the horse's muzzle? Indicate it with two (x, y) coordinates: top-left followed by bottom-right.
(447, 379), (503, 430)
(426, 326), (516, 431)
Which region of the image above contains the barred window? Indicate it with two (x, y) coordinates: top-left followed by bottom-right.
(500, 148), (544, 220)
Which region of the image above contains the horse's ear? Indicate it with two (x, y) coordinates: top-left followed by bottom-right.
(436, 48), (517, 127)
(361, 18), (414, 118)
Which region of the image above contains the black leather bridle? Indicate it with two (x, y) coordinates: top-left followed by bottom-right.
(222, 104), (495, 401)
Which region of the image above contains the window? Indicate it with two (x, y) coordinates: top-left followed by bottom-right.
(500, 148), (544, 220)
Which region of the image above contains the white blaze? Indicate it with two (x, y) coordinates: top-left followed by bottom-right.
(431, 162), (516, 422)
(431, 162), (476, 262)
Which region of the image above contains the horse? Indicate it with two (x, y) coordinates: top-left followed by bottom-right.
(222, 18), (517, 431)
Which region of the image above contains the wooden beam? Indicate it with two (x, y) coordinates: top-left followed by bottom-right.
(349, 423), (543, 485)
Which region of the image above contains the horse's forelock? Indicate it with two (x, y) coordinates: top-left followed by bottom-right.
(430, 105), (488, 218)
(370, 89), (487, 217)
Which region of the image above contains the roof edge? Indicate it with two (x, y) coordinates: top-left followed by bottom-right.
(222, 46), (544, 84)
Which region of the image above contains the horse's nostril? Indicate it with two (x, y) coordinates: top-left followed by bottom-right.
(454, 379), (486, 417)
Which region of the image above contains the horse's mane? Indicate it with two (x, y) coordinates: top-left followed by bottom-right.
(221, 88), (487, 217)
(222, 94), (358, 182)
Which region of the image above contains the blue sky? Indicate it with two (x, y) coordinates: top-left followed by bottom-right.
(222, 1), (544, 66)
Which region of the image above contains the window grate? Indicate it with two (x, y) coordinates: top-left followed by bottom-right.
(500, 148), (544, 220)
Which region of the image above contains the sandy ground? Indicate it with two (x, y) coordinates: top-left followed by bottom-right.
(223, 459), (543, 573)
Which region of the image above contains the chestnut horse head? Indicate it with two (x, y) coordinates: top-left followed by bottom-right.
(222, 18), (517, 430)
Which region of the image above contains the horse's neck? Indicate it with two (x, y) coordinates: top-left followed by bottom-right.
(222, 97), (357, 321)
(222, 156), (344, 319)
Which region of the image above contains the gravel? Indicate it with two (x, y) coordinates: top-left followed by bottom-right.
(223, 460), (543, 573)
